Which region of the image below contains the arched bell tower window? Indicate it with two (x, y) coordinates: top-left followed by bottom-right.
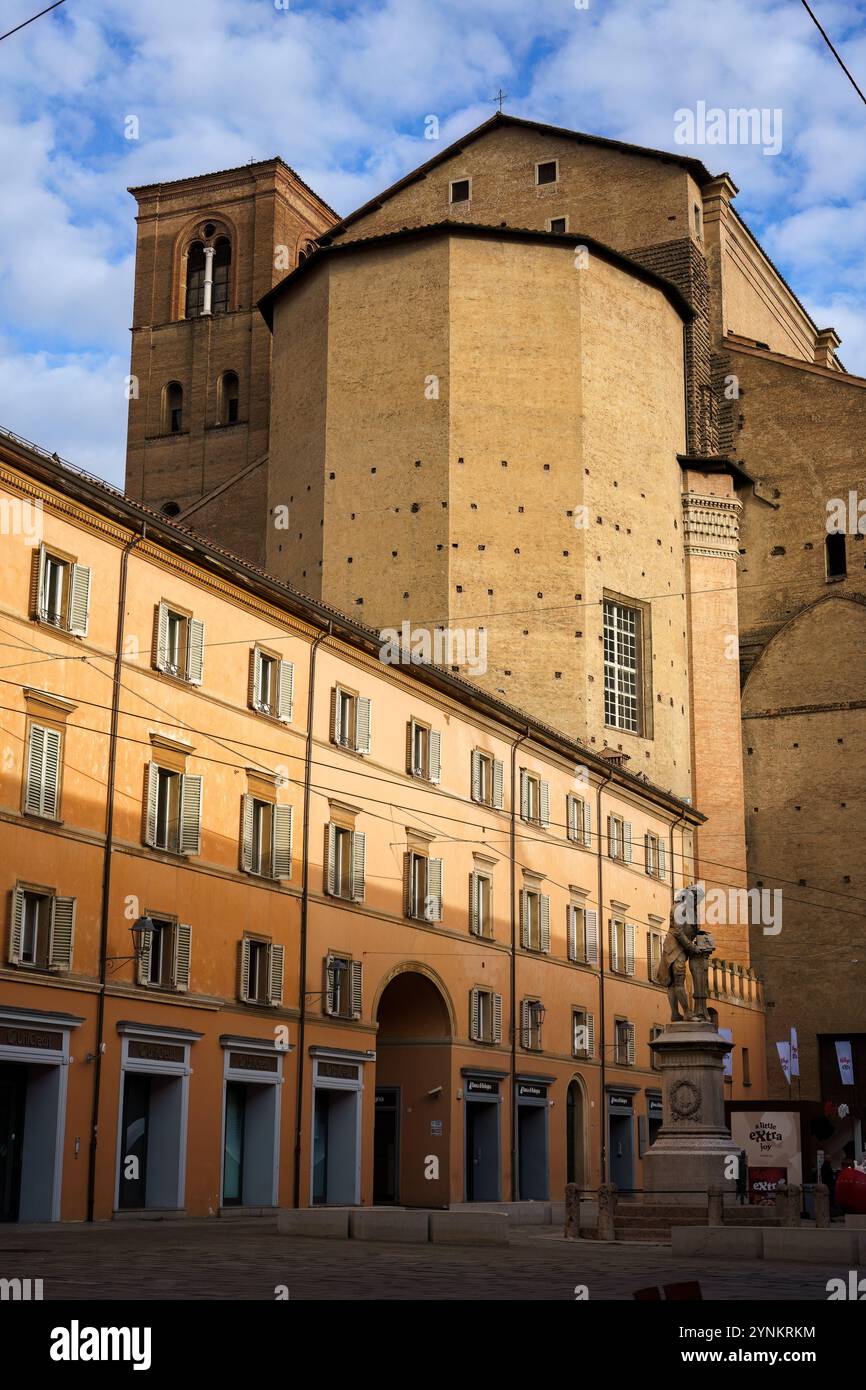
(162, 382), (184, 434)
(217, 370), (239, 425)
(183, 224), (233, 320)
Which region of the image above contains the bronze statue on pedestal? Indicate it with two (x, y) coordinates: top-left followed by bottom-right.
(655, 884), (715, 1023)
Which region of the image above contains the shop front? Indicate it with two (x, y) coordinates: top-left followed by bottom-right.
(462, 1070), (502, 1201)
(310, 1048), (371, 1206)
(114, 1022), (201, 1213)
(220, 1036), (287, 1210)
(606, 1086), (638, 1192)
(515, 1075), (552, 1200)
(0, 1006), (82, 1222)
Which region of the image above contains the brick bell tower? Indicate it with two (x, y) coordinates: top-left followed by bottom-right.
(125, 158), (336, 566)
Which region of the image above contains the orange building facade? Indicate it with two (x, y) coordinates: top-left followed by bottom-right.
(0, 430), (765, 1222)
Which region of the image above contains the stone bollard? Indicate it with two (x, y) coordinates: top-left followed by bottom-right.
(774, 1180), (789, 1223)
(707, 1186), (724, 1227)
(813, 1183), (830, 1229)
(785, 1183), (803, 1226)
(598, 1183), (618, 1242)
(564, 1183), (580, 1239)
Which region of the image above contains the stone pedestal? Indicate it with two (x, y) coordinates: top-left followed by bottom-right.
(643, 1021), (736, 1205)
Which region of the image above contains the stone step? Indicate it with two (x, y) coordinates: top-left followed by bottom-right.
(615, 1227), (672, 1242)
(615, 1214), (708, 1228)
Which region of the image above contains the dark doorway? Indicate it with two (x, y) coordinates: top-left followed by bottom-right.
(312, 1087), (358, 1205)
(373, 1087), (399, 1204)
(566, 1079), (588, 1186)
(223, 1082), (246, 1206)
(465, 1099), (500, 1201)
(0, 1064), (26, 1222)
(517, 1102), (548, 1199)
(609, 1113), (634, 1192)
(119, 1072), (150, 1210)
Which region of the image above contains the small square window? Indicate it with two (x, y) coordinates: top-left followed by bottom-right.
(549, 216), (567, 234)
(450, 178), (470, 204)
(536, 160), (558, 186)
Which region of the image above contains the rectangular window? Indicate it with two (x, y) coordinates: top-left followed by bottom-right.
(24, 722), (62, 820)
(9, 886), (75, 971)
(567, 903), (598, 964)
(573, 1008), (594, 1058)
(250, 648), (294, 722)
(154, 602), (204, 684)
(603, 598), (643, 734)
(241, 796), (292, 879)
(567, 793), (592, 846)
(610, 918), (635, 976)
(407, 720), (441, 782)
(32, 545), (91, 636)
(645, 832), (666, 880)
(521, 888), (550, 953)
(324, 955), (362, 1020)
(469, 871), (492, 937)
(332, 686), (371, 754)
(548, 215), (568, 234)
(521, 998), (544, 1050)
(520, 770), (549, 827)
(694, 202), (703, 239)
(615, 1018), (635, 1066)
(471, 750), (503, 808)
(450, 178), (470, 203)
(607, 814), (632, 863)
(139, 917), (192, 992)
(536, 159), (558, 185)
(404, 851), (442, 922)
(470, 986), (502, 1044)
(239, 936), (284, 1006)
(145, 764), (202, 856)
(326, 824), (366, 902)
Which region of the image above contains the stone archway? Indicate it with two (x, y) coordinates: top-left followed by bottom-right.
(374, 968), (453, 1208)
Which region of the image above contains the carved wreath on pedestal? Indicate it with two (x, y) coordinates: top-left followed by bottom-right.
(669, 1079), (702, 1122)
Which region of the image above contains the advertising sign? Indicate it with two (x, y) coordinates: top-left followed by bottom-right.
(747, 1166), (788, 1205)
(730, 1110), (802, 1203)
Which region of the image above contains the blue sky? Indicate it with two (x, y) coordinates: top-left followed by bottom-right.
(0, 0), (864, 485)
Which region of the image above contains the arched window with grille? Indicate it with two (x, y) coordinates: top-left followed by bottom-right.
(211, 237), (231, 315)
(218, 371), (239, 425)
(185, 243), (206, 319)
(162, 382), (184, 434)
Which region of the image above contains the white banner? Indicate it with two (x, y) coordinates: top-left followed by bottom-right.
(776, 1040), (791, 1084)
(835, 1040), (854, 1086)
(790, 1027), (799, 1078)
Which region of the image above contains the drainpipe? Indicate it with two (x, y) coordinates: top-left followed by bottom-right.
(509, 727), (530, 1202)
(292, 622), (331, 1209)
(669, 808), (687, 907)
(595, 766), (613, 1185)
(87, 523), (145, 1223)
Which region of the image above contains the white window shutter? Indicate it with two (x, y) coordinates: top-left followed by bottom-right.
(540, 894), (551, 953)
(406, 721), (415, 774)
(624, 821), (633, 862)
(567, 906), (577, 962)
(277, 660), (294, 722)
(137, 928), (153, 986)
(626, 922), (636, 976)
(583, 800), (592, 847)
(144, 762), (159, 847)
(248, 648), (260, 709)
(492, 758), (504, 809)
(187, 618), (205, 685)
(471, 750), (482, 801)
(239, 937), (252, 1002)
(540, 780), (550, 828)
(330, 687), (340, 744)
(426, 858), (443, 922)
(607, 815), (615, 858)
(492, 992), (503, 1044)
(658, 841), (666, 881)
(610, 920), (619, 973)
(269, 943), (285, 1006)
(520, 770), (529, 820)
(325, 823), (337, 895)
(240, 794), (254, 872)
(566, 796), (578, 842)
(586, 1012), (595, 1058)
(520, 889), (530, 949)
(154, 602), (169, 671)
(8, 887), (25, 964)
(179, 773), (203, 855)
(49, 895), (76, 970)
(350, 960), (363, 1019)
(585, 909), (599, 965)
(68, 564), (91, 637)
(470, 873), (481, 936)
(31, 543), (46, 620)
(25, 724), (61, 819)
(402, 852), (413, 916)
(470, 986), (480, 1040)
(323, 956), (336, 1016)
(272, 805), (292, 879)
(520, 1000), (531, 1049)
(627, 1023), (636, 1065)
(174, 923), (192, 991)
(351, 829), (366, 902)
(355, 696), (371, 754)
(429, 730), (441, 784)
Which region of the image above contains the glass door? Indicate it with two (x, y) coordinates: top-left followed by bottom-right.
(223, 1082), (246, 1205)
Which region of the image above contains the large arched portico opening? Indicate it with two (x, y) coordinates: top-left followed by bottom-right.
(374, 967), (453, 1208)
